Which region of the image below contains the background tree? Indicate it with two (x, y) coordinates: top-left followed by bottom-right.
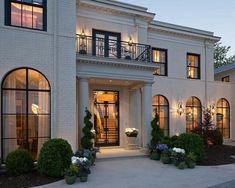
(214, 42), (235, 68)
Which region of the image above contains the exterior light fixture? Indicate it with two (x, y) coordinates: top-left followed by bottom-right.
(209, 103), (216, 116)
(81, 29), (85, 39)
(128, 36), (133, 46)
(177, 102), (184, 115)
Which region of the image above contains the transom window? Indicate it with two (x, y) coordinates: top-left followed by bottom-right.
(152, 48), (167, 76)
(187, 53), (200, 79)
(186, 96), (202, 132)
(5, 0), (47, 31)
(152, 95), (169, 136)
(1, 68), (50, 161)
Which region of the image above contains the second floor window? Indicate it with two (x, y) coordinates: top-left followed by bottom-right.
(187, 53), (200, 79)
(152, 48), (167, 76)
(5, 0), (47, 31)
(222, 76), (230, 82)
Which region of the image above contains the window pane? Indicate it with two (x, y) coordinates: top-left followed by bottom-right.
(28, 69), (49, 90)
(28, 91), (50, 114)
(28, 115), (50, 138)
(22, 4), (33, 28)
(3, 69), (26, 89)
(2, 90), (26, 114)
(188, 67), (198, 78)
(3, 139), (19, 160)
(33, 6), (43, 29)
(11, 3), (22, 26)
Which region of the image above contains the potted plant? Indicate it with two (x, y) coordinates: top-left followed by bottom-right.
(160, 149), (171, 164)
(186, 152), (197, 168)
(125, 128), (139, 149)
(72, 156), (91, 182)
(171, 147), (186, 167)
(64, 164), (78, 185)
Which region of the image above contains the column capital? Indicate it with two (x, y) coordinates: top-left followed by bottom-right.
(144, 81), (154, 87)
(78, 77), (89, 82)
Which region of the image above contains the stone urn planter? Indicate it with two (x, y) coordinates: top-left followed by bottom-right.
(125, 128), (139, 150)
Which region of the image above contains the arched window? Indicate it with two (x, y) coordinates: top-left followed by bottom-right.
(186, 96), (202, 132)
(1, 68), (50, 161)
(216, 98), (230, 138)
(152, 95), (169, 136)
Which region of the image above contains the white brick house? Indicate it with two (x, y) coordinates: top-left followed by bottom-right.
(0, 0), (233, 161)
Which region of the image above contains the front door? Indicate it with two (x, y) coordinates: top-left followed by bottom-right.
(93, 90), (119, 147)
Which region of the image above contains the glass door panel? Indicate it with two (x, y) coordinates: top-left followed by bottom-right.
(94, 91), (119, 147)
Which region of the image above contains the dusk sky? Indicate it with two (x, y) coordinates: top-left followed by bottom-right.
(123, 0), (235, 56)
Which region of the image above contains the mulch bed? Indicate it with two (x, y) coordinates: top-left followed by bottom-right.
(1, 145), (235, 188)
(0, 170), (62, 188)
(197, 145), (235, 166)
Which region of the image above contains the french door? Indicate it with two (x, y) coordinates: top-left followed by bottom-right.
(92, 30), (121, 58)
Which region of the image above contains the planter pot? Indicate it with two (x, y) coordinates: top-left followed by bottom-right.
(150, 151), (160, 160)
(125, 55), (131, 60)
(161, 156), (171, 164)
(65, 175), (77, 185)
(126, 136), (138, 150)
(80, 176), (88, 182)
(178, 162), (187, 170)
(187, 162), (196, 169)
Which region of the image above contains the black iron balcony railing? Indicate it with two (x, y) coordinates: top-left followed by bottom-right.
(76, 34), (151, 62)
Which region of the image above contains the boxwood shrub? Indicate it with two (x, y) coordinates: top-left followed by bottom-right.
(175, 133), (204, 161)
(6, 149), (34, 176)
(37, 138), (73, 177)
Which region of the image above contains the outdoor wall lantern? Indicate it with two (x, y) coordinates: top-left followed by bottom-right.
(177, 102), (184, 116)
(209, 103), (216, 116)
(128, 36), (133, 46)
(80, 29), (86, 39)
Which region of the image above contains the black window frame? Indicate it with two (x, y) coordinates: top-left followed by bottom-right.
(5, 0), (47, 31)
(152, 48), (168, 76)
(152, 95), (170, 136)
(187, 53), (200, 79)
(186, 96), (202, 132)
(1, 67), (51, 162)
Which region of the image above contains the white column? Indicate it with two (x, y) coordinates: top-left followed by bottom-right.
(142, 82), (152, 149)
(79, 77), (89, 136)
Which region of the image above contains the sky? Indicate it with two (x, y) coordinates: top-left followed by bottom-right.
(122, 0), (235, 56)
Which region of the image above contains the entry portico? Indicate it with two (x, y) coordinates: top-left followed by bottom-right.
(77, 55), (156, 149)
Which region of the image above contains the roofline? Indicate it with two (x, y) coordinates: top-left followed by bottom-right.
(215, 63), (235, 74)
(79, 0), (155, 19)
(149, 21), (221, 41)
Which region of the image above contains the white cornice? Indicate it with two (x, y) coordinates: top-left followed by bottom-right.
(149, 21), (220, 42)
(79, 0), (155, 22)
(76, 55), (157, 71)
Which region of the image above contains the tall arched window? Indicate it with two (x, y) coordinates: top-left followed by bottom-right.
(1, 68), (50, 161)
(186, 96), (202, 132)
(216, 98), (230, 138)
(152, 95), (169, 136)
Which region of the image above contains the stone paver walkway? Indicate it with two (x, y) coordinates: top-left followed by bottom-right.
(35, 156), (235, 188)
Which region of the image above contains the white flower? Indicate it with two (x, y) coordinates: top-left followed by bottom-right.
(71, 156), (79, 164)
(172, 147), (185, 154)
(125, 128), (139, 133)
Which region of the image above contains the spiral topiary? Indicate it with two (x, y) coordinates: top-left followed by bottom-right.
(81, 108), (94, 149)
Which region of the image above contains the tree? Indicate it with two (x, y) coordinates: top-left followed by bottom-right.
(214, 42), (235, 68)
(150, 113), (164, 150)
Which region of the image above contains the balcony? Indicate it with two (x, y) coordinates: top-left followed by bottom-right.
(76, 34), (151, 63)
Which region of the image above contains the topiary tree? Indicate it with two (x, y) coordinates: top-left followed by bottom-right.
(37, 138), (73, 177)
(150, 112), (164, 151)
(6, 149), (34, 176)
(192, 108), (223, 146)
(81, 108), (93, 149)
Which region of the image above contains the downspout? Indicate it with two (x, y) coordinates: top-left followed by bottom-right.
(204, 40), (208, 109)
(52, 0), (58, 138)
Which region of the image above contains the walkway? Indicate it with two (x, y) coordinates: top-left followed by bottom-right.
(35, 156), (235, 188)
